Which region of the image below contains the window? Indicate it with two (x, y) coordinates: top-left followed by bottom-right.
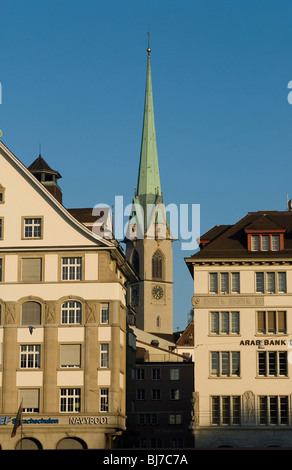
(21, 258), (42, 282)
(258, 351), (287, 377)
(61, 301), (82, 324)
(169, 413), (182, 425)
(170, 389), (180, 400)
(136, 389), (146, 400)
(100, 344), (109, 368)
(20, 389), (39, 413)
(209, 272), (240, 294)
(170, 368), (180, 380)
(60, 388), (81, 413)
(152, 389), (161, 400)
(250, 233), (283, 252)
(20, 345), (41, 369)
(100, 388), (109, 412)
(0, 259), (2, 282)
(257, 311), (286, 334)
(0, 185), (5, 203)
(0, 218), (3, 239)
(152, 251), (163, 279)
(23, 218), (42, 239)
(152, 368), (161, 380)
(211, 352), (240, 377)
(100, 303), (109, 324)
(210, 311), (240, 335)
(21, 302), (41, 325)
(259, 396), (288, 425)
(61, 257), (82, 281)
(138, 413), (158, 425)
(60, 345), (81, 368)
(211, 396), (241, 426)
(132, 250), (139, 275)
(255, 272), (286, 293)
(136, 368), (145, 380)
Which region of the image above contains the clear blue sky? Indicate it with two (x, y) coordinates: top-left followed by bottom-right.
(1, 0), (292, 330)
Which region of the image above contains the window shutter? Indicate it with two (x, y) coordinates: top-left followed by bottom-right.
(19, 389), (39, 409)
(60, 345), (81, 367)
(21, 258), (42, 282)
(22, 302), (41, 325)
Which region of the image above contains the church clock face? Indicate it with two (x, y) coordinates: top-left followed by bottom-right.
(152, 285), (164, 300)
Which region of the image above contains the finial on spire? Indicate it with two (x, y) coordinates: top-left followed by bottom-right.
(147, 32), (151, 57)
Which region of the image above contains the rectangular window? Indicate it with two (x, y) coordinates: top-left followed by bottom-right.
(60, 388), (81, 413)
(261, 235), (269, 251)
(136, 389), (146, 400)
(210, 352), (240, 377)
(152, 368), (161, 380)
(0, 218), (3, 239)
(152, 389), (161, 400)
(169, 413), (182, 425)
(100, 388), (109, 412)
(0, 259), (2, 282)
(170, 368), (180, 380)
(210, 311), (239, 335)
(251, 235), (260, 251)
(100, 344), (109, 368)
(220, 273), (229, 293)
(20, 345), (41, 369)
(24, 218), (42, 239)
(267, 272), (275, 293)
(257, 311), (286, 334)
(136, 368), (145, 380)
(210, 273), (218, 293)
(61, 257), (82, 281)
(231, 273), (240, 293)
(20, 389), (39, 413)
(256, 272), (286, 293)
(271, 235), (280, 251)
(211, 396), (241, 426)
(170, 389), (180, 400)
(259, 396), (289, 425)
(258, 351), (287, 377)
(100, 303), (109, 324)
(21, 258), (42, 282)
(60, 344), (81, 368)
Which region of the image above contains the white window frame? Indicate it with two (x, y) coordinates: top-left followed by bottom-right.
(61, 257), (82, 281)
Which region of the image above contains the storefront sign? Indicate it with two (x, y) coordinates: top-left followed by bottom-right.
(69, 416), (108, 425)
(239, 339), (286, 346)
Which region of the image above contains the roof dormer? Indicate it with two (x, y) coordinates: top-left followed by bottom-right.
(244, 215), (286, 252)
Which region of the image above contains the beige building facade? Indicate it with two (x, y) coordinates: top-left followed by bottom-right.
(186, 210), (292, 448)
(0, 141), (137, 449)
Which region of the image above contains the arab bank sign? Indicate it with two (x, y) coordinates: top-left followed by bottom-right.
(0, 416), (108, 426)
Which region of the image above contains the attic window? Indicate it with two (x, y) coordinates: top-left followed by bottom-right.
(249, 234), (282, 252)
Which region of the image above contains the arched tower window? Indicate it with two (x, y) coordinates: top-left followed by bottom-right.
(152, 250), (163, 280)
(132, 249), (140, 275)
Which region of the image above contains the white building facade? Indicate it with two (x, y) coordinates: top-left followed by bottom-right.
(186, 210), (292, 448)
(0, 141), (137, 450)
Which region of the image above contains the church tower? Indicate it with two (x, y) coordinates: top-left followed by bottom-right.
(125, 44), (173, 335)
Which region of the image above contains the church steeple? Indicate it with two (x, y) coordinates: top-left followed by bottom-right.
(125, 41), (174, 335)
(137, 45), (162, 198)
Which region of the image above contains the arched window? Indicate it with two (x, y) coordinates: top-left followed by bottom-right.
(156, 316), (161, 328)
(61, 301), (82, 324)
(132, 250), (140, 275)
(22, 302), (41, 325)
(152, 250), (163, 279)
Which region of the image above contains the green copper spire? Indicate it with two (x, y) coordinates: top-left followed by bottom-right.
(137, 46), (161, 197)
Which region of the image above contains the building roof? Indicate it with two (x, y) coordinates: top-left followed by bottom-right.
(28, 154), (62, 178)
(185, 210), (292, 270)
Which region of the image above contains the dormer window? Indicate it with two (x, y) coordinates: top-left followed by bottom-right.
(245, 214), (286, 252)
(250, 234), (281, 252)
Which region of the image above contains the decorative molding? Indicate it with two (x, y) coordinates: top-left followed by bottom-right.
(192, 295), (265, 308)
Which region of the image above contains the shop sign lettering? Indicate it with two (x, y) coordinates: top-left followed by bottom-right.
(240, 339), (286, 346)
(69, 416), (108, 425)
